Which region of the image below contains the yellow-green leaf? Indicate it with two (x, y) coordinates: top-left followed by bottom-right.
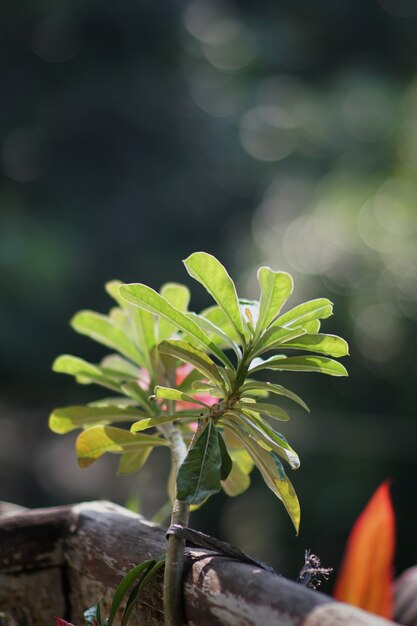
(187, 311), (242, 358)
(117, 448), (153, 475)
(221, 448), (253, 497)
(256, 268), (293, 332)
(106, 279), (156, 372)
(89, 397), (138, 408)
(159, 282), (191, 341)
(183, 252), (245, 340)
(76, 426), (168, 468)
(100, 355), (141, 378)
(223, 411), (299, 469)
(240, 380), (309, 412)
(49, 405), (147, 434)
(274, 298), (333, 329)
(53, 354), (121, 392)
(303, 319), (321, 334)
(131, 414), (194, 432)
(235, 431), (300, 533)
(254, 326), (306, 356)
(119, 282), (230, 367)
(201, 305), (242, 343)
(154, 385), (209, 407)
(122, 381), (154, 413)
(235, 401), (290, 421)
(71, 310), (143, 365)
(159, 339), (227, 391)
(282, 333), (349, 358)
(250, 355), (348, 377)
(108, 307), (132, 336)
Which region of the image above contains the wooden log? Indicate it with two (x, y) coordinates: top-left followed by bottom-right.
(0, 505), (69, 625)
(0, 501), (400, 626)
(395, 566), (417, 626)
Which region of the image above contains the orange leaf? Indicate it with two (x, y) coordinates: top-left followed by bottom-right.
(333, 480), (395, 618)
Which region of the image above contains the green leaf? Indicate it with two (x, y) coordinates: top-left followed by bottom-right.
(158, 339), (227, 391)
(53, 354), (122, 392)
(223, 411), (299, 469)
(221, 448), (253, 497)
(191, 381), (220, 391)
(241, 409), (299, 467)
(121, 382), (155, 414)
(256, 268), (293, 332)
(192, 381), (223, 397)
(239, 299), (260, 332)
(235, 401), (290, 421)
(76, 426), (168, 468)
(160, 282), (190, 310)
(108, 307), (133, 336)
(176, 367), (205, 392)
(119, 282), (231, 367)
(49, 405), (147, 434)
(303, 319), (321, 334)
(231, 429), (300, 533)
(107, 280), (156, 372)
(281, 333), (349, 358)
(223, 426), (245, 449)
(217, 430), (233, 480)
(120, 557), (166, 626)
(131, 414), (196, 432)
(254, 326), (306, 356)
(100, 355), (141, 378)
(187, 311), (242, 358)
(53, 353), (100, 377)
(107, 279), (156, 348)
(240, 381), (309, 412)
(239, 387), (269, 399)
(183, 252), (245, 340)
(89, 396), (138, 408)
(250, 355), (348, 377)
(201, 305), (242, 344)
(153, 385), (209, 407)
(159, 282), (191, 341)
(106, 559), (157, 626)
(117, 448), (153, 475)
(274, 298), (333, 329)
(71, 310), (143, 365)
(176, 420), (222, 504)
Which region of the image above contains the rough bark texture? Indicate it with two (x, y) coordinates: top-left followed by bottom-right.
(0, 501), (404, 626)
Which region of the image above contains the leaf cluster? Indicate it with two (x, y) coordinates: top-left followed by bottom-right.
(50, 252), (348, 532)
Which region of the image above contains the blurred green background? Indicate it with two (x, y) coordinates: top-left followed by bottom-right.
(1, 0), (417, 592)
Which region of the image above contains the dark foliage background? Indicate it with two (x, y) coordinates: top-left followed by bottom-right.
(1, 0), (417, 591)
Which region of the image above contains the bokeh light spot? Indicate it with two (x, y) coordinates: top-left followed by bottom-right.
(239, 107), (295, 161)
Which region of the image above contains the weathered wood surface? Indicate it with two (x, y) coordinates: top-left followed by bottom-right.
(0, 505), (69, 625)
(0, 501), (404, 626)
(395, 566), (417, 626)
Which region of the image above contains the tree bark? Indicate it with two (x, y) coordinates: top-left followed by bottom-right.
(0, 501), (401, 626)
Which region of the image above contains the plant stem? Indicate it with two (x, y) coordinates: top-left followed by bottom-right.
(161, 421), (190, 626)
(164, 498), (190, 626)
